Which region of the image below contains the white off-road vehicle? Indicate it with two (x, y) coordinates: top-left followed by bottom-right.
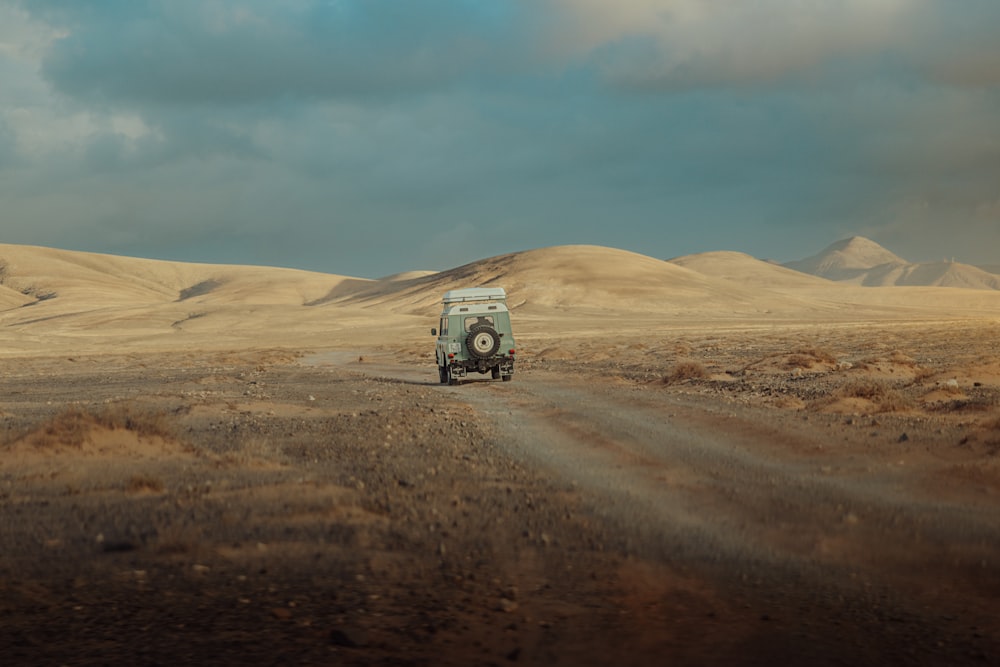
(431, 287), (516, 385)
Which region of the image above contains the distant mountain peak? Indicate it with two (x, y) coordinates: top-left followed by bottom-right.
(784, 236), (907, 279)
(783, 236), (1000, 290)
(822, 236), (907, 267)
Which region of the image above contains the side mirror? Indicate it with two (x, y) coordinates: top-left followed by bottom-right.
(431, 328), (437, 336)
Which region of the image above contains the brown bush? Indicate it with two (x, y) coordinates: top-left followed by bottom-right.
(793, 347), (838, 365)
(663, 361), (708, 384)
(28, 404), (173, 449)
(97, 403), (173, 439)
(126, 474), (165, 494)
(784, 347), (839, 370)
(836, 379), (912, 412)
(888, 350), (918, 367)
(34, 409), (94, 448)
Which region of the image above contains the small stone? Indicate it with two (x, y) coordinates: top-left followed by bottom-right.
(898, 433), (909, 443)
(499, 598), (519, 613)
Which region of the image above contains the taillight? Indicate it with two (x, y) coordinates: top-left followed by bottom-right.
(447, 353), (455, 359)
(508, 349), (516, 355)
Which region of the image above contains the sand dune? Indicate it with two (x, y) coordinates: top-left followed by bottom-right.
(669, 250), (833, 288)
(0, 243), (364, 307)
(1, 241), (999, 355)
(328, 245), (785, 313)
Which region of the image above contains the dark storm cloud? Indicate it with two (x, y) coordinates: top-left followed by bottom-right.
(33, 0), (526, 106)
(3, 0), (1000, 275)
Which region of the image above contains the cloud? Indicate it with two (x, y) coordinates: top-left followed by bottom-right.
(28, 0), (527, 107)
(905, 0), (1000, 88)
(534, 0), (1000, 94)
(538, 0), (916, 89)
(3, 0), (1000, 275)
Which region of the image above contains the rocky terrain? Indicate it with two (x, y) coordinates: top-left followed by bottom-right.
(2, 318), (999, 665)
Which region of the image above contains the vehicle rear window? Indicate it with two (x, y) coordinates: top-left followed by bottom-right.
(464, 315), (494, 331)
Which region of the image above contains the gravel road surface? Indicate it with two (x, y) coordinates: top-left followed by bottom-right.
(0, 348), (997, 665)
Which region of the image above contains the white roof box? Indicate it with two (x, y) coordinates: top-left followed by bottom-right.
(443, 287), (507, 304)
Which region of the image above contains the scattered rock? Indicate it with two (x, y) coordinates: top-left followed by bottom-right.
(498, 598), (519, 613)
(329, 627), (368, 647)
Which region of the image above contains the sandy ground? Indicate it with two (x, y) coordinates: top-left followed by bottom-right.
(2, 319), (999, 666)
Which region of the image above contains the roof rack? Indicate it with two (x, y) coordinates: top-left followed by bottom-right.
(442, 287), (507, 304)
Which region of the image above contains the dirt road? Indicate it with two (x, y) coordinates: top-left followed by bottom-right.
(1, 347), (998, 665)
(317, 352), (1000, 665)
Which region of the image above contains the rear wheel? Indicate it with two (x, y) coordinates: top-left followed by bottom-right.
(447, 366), (458, 386)
(501, 374), (512, 382)
(438, 365), (448, 384)
(491, 366), (501, 379)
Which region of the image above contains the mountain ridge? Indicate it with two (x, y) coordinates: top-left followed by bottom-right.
(780, 236), (1000, 290)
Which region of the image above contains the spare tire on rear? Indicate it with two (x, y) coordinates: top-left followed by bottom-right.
(466, 326), (500, 359)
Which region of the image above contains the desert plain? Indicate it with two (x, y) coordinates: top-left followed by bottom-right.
(1, 241), (999, 666)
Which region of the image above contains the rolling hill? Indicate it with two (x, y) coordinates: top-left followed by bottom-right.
(1, 240), (999, 355)
(668, 251), (834, 289)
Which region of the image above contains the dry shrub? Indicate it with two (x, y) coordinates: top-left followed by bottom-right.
(663, 361), (708, 384)
(982, 415), (1000, 432)
(32, 409), (94, 448)
(93, 404), (173, 439)
(888, 350), (918, 367)
(796, 347), (838, 364)
(29, 404), (173, 448)
(785, 347), (838, 370)
(126, 473), (165, 494)
(836, 379), (912, 412)
(785, 355), (814, 370)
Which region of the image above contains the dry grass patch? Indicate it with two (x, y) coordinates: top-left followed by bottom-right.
(14, 404), (175, 450)
(981, 415), (1000, 433)
(836, 379), (912, 412)
(126, 473), (166, 494)
(888, 350), (919, 367)
(787, 347), (838, 369)
(911, 366), (939, 383)
(810, 379), (914, 414)
(663, 361), (708, 384)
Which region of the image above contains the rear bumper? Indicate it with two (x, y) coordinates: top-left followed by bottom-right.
(448, 356), (514, 377)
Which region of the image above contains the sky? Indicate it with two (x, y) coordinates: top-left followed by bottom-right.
(1, 0), (999, 278)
